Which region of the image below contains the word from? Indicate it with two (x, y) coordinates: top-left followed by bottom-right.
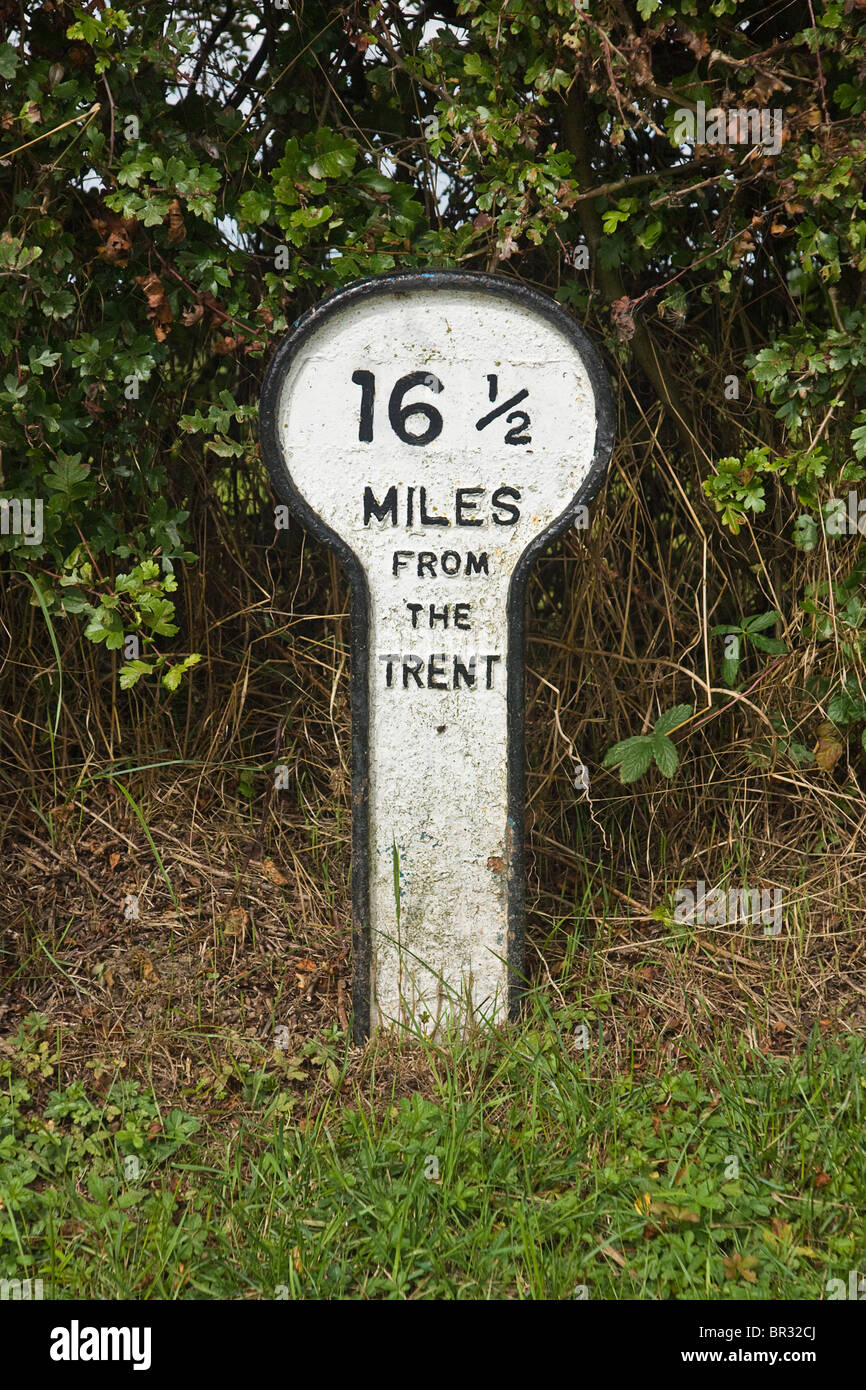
(391, 549), (489, 578)
(673, 101), (783, 156)
(352, 370), (532, 445)
(377, 652), (501, 689)
(674, 882), (782, 934)
(0, 497), (43, 545)
(364, 485), (521, 528)
(50, 1322), (152, 1371)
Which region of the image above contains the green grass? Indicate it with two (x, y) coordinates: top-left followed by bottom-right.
(2, 1008), (864, 1300)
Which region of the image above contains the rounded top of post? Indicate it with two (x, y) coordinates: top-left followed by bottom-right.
(259, 268), (615, 578)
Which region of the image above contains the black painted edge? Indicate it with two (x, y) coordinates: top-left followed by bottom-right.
(258, 269), (615, 1042)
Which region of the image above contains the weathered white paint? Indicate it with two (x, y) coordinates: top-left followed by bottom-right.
(273, 287), (598, 1033)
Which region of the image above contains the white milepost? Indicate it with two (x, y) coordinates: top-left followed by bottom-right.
(260, 272), (613, 1039)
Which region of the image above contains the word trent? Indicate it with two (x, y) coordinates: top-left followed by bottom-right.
(378, 652), (501, 690)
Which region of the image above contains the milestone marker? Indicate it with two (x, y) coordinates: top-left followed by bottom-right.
(260, 271), (614, 1040)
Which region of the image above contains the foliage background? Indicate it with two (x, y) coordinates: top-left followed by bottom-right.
(2, 0), (866, 1079)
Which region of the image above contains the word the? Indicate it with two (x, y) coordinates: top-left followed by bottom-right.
(406, 602), (471, 628)
(674, 882), (782, 934)
(673, 101), (783, 156)
(50, 1322), (152, 1371)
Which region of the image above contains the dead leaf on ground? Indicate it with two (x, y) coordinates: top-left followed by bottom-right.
(814, 721), (844, 772)
(137, 952), (158, 982)
(222, 907), (249, 941)
(261, 857), (289, 887)
(723, 1252), (759, 1283)
(649, 1200), (700, 1223)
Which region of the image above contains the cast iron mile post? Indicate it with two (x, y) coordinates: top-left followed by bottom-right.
(260, 270), (614, 1041)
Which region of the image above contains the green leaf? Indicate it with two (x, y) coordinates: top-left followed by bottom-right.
(119, 661), (152, 690)
(619, 741), (654, 783)
(748, 634), (787, 655)
(794, 514), (818, 551)
(603, 736), (654, 783)
(43, 453), (91, 501)
(653, 704), (693, 736)
(307, 147), (355, 181)
(651, 735), (678, 778)
(161, 653), (201, 692)
(0, 43), (18, 79)
(636, 217), (663, 250)
(721, 635), (740, 686)
(237, 188), (272, 226)
(744, 609), (782, 633)
(43, 289), (76, 320)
